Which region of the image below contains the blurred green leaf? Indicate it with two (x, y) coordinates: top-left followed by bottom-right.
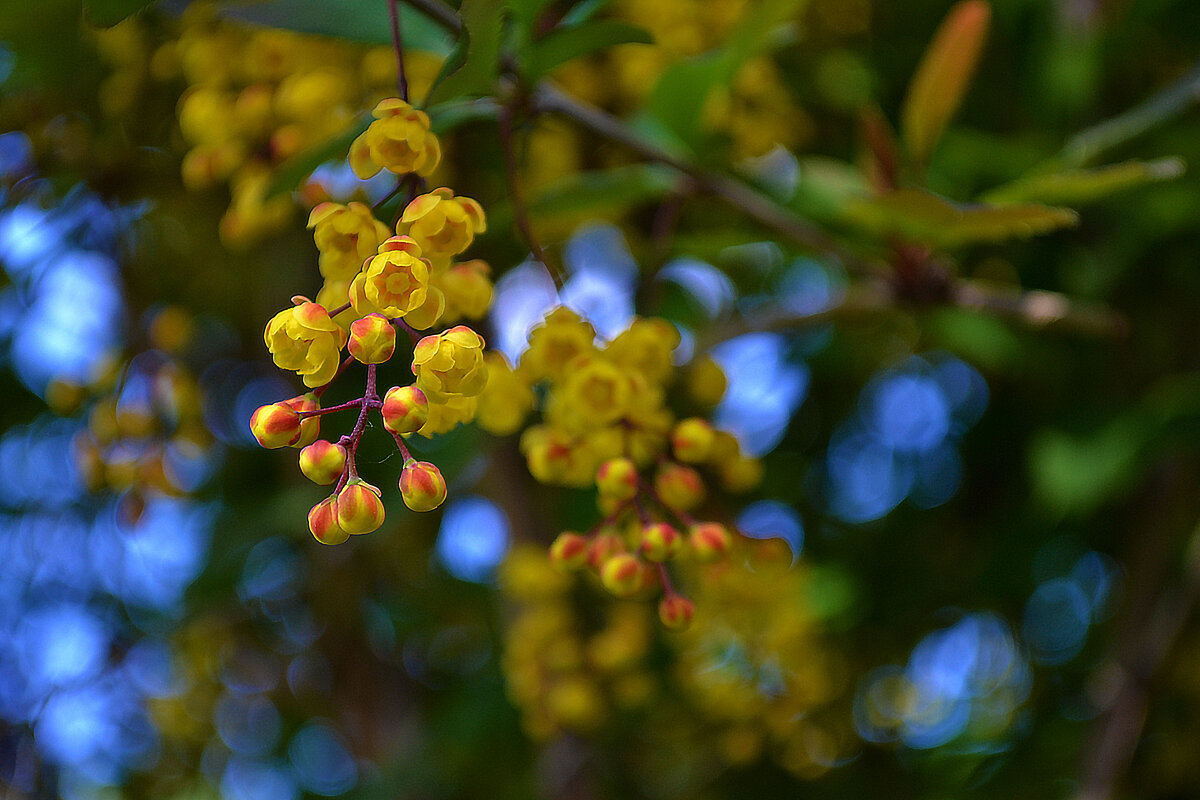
(219, 0), (452, 53)
(560, 0), (612, 26)
(527, 164), (677, 218)
(523, 20), (652, 82)
(789, 156), (871, 221)
(901, 0), (991, 170)
(83, 0), (155, 27)
(1030, 420), (1147, 517)
(845, 189), (1078, 248)
(641, 0), (805, 152)
(981, 157), (1185, 206)
(264, 116), (370, 199)
(426, 0), (504, 104)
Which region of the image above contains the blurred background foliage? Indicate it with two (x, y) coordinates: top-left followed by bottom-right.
(2, 0), (1200, 798)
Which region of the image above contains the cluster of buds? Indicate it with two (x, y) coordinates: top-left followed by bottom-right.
(472, 306), (762, 629)
(251, 98), (494, 544)
(66, 307), (214, 521)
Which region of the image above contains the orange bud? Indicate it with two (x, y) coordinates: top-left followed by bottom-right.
(282, 393), (321, 448)
(600, 553), (646, 598)
(588, 532), (625, 569)
(348, 313), (396, 364)
(658, 595), (695, 630)
(654, 463), (705, 511)
(640, 522), (682, 562)
(298, 440), (347, 485)
(398, 459), (447, 512)
(671, 418), (715, 463)
(336, 480), (386, 534)
(689, 522), (731, 561)
(595, 457), (638, 502)
(249, 402), (302, 448)
(308, 496), (350, 545)
(381, 385), (429, 434)
(549, 531), (589, 571)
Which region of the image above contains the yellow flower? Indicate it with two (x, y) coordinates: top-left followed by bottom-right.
(308, 201), (392, 280)
(349, 235), (431, 318)
(411, 325), (488, 400)
(398, 188), (487, 260)
(437, 259), (494, 323)
(477, 353), (534, 436)
(264, 298), (346, 387)
(519, 306), (597, 382)
(557, 354), (632, 428)
(349, 98), (441, 179)
(604, 317), (680, 384)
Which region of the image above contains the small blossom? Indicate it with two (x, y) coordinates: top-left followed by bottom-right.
(398, 188), (487, 259)
(411, 325), (488, 400)
(337, 480), (386, 534)
(249, 402), (302, 449)
(264, 298), (346, 388)
(381, 385), (429, 435)
(308, 496), (350, 545)
(308, 201), (392, 280)
(298, 440), (347, 485)
(348, 313), (396, 364)
(348, 98), (441, 179)
(399, 459), (447, 512)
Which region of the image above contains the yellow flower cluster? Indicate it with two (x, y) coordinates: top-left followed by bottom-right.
(253, 92), (496, 544)
(498, 546), (658, 739)
(68, 308), (215, 519)
(92, 3), (444, 249)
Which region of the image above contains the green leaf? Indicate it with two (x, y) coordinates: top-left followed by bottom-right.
(642, 0), (806, 152)
(524, 21), (653, 81)
(788, 156), (871, 221)
(219, 0), (452, 54)
(561, 0), (613, 27)
(980, 157), (1185, 205)
(527, 164), (677, 218)
(900, 0), (991, 169)
(83, 0), (155, 27)
(428, 98), (502, 133)
(845, 188), (1078, 248)
(264, 116), (370, 199)
(426, 0), (504, 105)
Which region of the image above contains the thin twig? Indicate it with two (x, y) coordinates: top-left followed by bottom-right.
(388, 0), (409, 101)
(498, 102), (566, 291)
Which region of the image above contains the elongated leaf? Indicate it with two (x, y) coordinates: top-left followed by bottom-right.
(642, 0), (806, 152)
(981, 157), (1185, 205)
(84, 0), (155, 27)
(265, 116), (371, 199)
(220, 0), (452, 54)
(901, 0), (991, 169)
(561, 0), (612, 27)
(524, 21), (653, 81)
(426, 0), (504, 104)
(528, 164), (677, 218)
(845, 188), (1078, 247)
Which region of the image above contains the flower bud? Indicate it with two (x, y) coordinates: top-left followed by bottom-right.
(658, 595), (695, 630)
(600, 553), (645, 598)
(308, 496), (350, 545)
(588, 532), (625, 569)
(640, 522), (682, 562)
(721, 456), (764, 493)
(348, 313), (396, 364)
(399, 459), (447, 512)
(249, 402), (302, 448)
(687, 356), (727, 406)
(298, 440), (347, 485)
(654, 463), (705, 511)
(595, 457), (638, 502)
(549, 531), (589, 571)
(689, 522), (732, 561)
(382, 385), (429, 434)
(671, 418), (715, 464)
(283, 393), (321, 448)
(336, 480), (386, 534)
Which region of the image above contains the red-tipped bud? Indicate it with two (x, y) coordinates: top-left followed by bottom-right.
(549, 531), (589, 571)
(382, 385), (429, 435)
(640, 522), (683, 562)
(298, 440), (347, 485)
(600, 553), (646, 598)
(689, 522), (732, 561)
(348, 313), (396, 364)
(399, 459), (447, 512)
(671, 417), (715, 463)
(250, 402), (302, 448)
(308, 496), (350, 545)
(283, 393), (321, 448)
(588, 532), (626, 569)
(336, 480), (386, 534)
(595, 457), (638, 501)
(654, 463), (706, 511)
(658, 595), (695, 630)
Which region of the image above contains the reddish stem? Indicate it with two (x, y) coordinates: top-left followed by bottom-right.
(299, 397), (364, 417)
(388, 0), (409, 102)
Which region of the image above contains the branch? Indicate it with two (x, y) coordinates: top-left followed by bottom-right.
(498, 101), (566, 290)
